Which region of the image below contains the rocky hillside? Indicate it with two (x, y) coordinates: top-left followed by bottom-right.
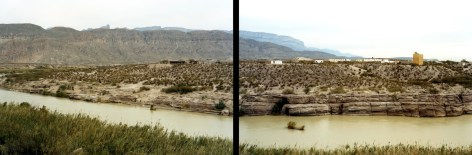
(0, 24), (233, 65)
(239, 38), (339, 59)
(239, 62), (472, 95)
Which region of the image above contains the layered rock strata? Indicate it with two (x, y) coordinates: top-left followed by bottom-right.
(240, 94), (472, 117)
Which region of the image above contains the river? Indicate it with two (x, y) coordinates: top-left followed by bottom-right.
(0, 89), (232, 138)
(240, 115), (472, 148)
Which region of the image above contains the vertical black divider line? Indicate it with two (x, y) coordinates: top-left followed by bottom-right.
(233, 0), (240, 154)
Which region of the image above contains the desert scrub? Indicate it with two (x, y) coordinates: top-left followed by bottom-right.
(303, 87), (310, 94)
(161, 84), (197, 94)
(0, 104), (232, 154)
(433, 75), (472, 89)
(139, 86), (150, 92)
(239, 143), (472, 155)
(330, 87), (346, 94)
(214, 100), (226, 110)
(387, 86), (405, 93)
(282, 88), (294, 94)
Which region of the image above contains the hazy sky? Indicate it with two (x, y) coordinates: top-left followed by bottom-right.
(240, 0), (472, 60)
(0, 0), (232, 31)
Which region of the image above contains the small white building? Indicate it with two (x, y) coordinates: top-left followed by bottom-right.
(314, 60), (324, 63)
(270, 60), (283, 65)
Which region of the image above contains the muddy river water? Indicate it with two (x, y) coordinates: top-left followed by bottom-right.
(0, 89), (232, 138)
(240, 115), (472, 148)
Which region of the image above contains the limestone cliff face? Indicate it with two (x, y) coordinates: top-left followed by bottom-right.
(239, 38), (339, 59)
(239, 30), (306, 51)
(0, 24), (233, 65)
(241, 94), (472, 117)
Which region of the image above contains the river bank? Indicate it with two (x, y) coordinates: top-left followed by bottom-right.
(0, 64), (233, 116)
(240, 93), (472, 117)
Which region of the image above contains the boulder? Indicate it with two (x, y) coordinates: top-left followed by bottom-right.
(370, 102), (388, 115)
(398, 95), (416, 102)
(386, 102), (403, 116)
(417, 102), (445, 117)
(243, 95), (282, 103)
(221, 109), (230, 116)
(286, 95), (312, 104)
(328, 103), (342, 114)
(401, 102), (419, 117)
(463, 102), (472, 114)
(377, 94), (392, 102)
(240, 102), (275, 116)
(445, 104), (464, 116)
(461, 94), (472, 103)
(342, 102), (371, 115)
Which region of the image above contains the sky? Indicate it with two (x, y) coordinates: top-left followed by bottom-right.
(240, 0), (472, 61)
(0, 0), (232, 31)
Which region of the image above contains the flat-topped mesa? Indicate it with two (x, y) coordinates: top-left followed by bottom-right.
(240, 93), (472, 117)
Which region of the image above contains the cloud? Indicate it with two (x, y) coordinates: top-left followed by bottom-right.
(240, 0), (472, 60)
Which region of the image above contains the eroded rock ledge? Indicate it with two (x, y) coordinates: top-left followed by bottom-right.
(240, 93), (472, 117)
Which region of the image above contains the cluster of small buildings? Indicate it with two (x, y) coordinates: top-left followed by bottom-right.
(269, 52), (425, 65)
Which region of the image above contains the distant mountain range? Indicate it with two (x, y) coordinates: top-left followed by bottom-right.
(239, 38), (340, 59)
(0, 24), (233, 65)
(134, 26), (194, 32)
(239, 30), (361, 58)
(0, 23), (354, 65)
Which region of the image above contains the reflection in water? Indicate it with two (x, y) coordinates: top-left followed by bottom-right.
(240, 115), (472, 148)
(0, 89), (232, 138)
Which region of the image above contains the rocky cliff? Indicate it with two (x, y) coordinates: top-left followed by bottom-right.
(0, 24), (233, 65)
(239, 30), (360, 57)
(240, 30), (306, 51)
(240, 93), (472, 117)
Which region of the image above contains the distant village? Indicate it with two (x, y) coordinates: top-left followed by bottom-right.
(250, 52), (470, 66)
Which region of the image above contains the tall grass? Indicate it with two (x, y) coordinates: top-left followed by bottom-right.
(0, 104), (232, 154)
(239, 143), (472, 155)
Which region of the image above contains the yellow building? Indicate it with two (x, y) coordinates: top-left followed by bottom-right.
(413, 52), (424, 65)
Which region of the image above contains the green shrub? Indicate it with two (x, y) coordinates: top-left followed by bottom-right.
(55, 91), (69, 98)
(239, 107), (245, 116)
(429, 88), (440, 94)
(433, 75), (472, 88)
(282, 88), (294, 94)
(408, 80), (432, 88)
(139, 86), (150, 92)
(303, 87), (310, 94)
(161, 84), (197, 94)
(387, 86), (404, 93)
(59, 84), (74, 91)
(330, 87), (346, 94)
(216, 84), (225, 91)
(19, 102), (30, 107)
(319, 86), (328, 91)
(255, 87), (265, 93)
(214, 100), (226, 110)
